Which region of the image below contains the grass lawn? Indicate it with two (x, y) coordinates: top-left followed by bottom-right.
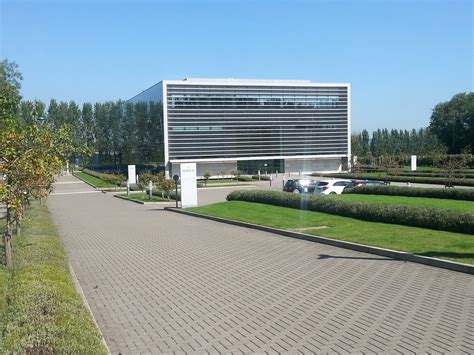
(73, 171), (114, 188)
(335, 194), (474, 212)
(0, 201), (107, 353)
(189, 201), (474, 265)
(122, 193), (172, 202)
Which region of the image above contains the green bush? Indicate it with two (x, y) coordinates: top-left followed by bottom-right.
(238, 176), (252, 182)
(343, 185), (474, 201)
(252, 175), (271, 181)
(394, 172), (474, 179)
(316, 173), (474, 187)
(82, 168), (106, 179)
(226, 190), (474, 234)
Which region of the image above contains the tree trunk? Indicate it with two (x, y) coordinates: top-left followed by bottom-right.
(5, 206), (13, 267)
(15, 218), (21, 237)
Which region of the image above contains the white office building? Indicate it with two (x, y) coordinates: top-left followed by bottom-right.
(129, 78), (351, 177)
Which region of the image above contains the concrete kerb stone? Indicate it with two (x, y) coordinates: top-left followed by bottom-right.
(68, 262), (111, 354)
(164, 207), (474, 275)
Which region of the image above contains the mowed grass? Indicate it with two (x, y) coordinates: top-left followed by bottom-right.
(73, 171), (114, 188)
(0, 201), (107, 353)
(189, 201), (474, 265)
(336, 194), (474, 212)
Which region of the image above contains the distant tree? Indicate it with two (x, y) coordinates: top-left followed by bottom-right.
(429, 92), (474, 154)
(0, 59), (22, 123)
(203, 172), (211, 186)
(361, 129), (370, 156)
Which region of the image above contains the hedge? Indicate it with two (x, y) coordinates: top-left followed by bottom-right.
(394, 172), (474, 179)
(226, 190), (474, 234)
(252, 175), (271, 181)
(344, 185), (474, 201)
(316, 173), (474, 187)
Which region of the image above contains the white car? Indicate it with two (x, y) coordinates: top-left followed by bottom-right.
(313, 179), (354, 195)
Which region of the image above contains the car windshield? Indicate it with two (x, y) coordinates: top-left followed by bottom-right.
(317, 182), (329, 186)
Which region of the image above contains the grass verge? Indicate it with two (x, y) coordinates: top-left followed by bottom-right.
(73, 171), (114, 188)
(0, 201), (107, 354)
(188, 201), (474, 265)
(335, 194), (474, 212)
(119, 193), (172, 202)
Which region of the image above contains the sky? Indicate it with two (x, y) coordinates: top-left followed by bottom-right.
(1, 0), (472, 132)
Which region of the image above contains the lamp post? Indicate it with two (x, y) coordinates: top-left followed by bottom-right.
(173, 175), (179, 208)
(452, 111), (458, 154)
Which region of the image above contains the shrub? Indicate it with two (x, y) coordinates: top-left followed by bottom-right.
(226, 190), (474, 234)
(343, 185), (474, 201)
(252, 175), (271, 181)
(82, 168), (106, 179)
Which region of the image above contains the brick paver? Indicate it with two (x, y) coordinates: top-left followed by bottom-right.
(47, 176), (474, 353)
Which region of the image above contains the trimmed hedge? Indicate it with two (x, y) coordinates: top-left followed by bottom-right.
(394, 172), (474, 179)
(82, 168), (106, 179)
(317, 173), (474, 187)
(252, 175), (271, 181)
(343, 185), (474, 201)
(226, 190), (474, 234)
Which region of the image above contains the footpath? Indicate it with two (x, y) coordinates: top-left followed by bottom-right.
(47, 175), (474, 353)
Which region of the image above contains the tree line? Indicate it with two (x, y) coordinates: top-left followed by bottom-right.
(18, 98), (164, 168)
(352, 92), (473, 158)
(351, 128), (446, 157)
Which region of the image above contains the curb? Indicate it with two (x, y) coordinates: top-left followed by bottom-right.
(113, 194), (174, 205)
(164, 207), (474, 275)
(68, 262), (111, 354)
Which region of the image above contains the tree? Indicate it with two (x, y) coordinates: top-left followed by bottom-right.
(361, 129), (370, 156)
(203, 172), (211, 186)
(0, 59), (22, 124)
(429, 92), (474, 154)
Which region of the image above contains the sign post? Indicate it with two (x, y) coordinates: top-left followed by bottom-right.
(411, 155), (417, 171)
(180, 163), (197, 207)
(127, 165), (136, 184)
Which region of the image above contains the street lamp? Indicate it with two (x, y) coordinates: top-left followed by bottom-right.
(452, 111), (458, 154)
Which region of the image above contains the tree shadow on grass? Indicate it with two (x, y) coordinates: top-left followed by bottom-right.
(416, 252), (474, 261)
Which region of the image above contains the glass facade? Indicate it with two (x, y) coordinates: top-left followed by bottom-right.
(128, 79), (350, 164)
(166, 82), (349, 160)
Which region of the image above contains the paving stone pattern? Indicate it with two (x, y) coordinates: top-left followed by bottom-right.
(47, 176), (474, 354)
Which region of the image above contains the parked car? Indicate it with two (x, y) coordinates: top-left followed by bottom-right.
(313, 179), (354, 195)
(283, 179), (318, 193)
(351, 179), (387, 187)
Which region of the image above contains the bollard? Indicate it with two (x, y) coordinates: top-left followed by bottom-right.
(148, 180), (153, 201)
(127, 180), (130, 196)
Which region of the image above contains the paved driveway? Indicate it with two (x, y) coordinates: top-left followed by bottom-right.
(47, 176), (474, 354)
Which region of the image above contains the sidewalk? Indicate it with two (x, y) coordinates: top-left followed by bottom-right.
(47, 175), (474, 353)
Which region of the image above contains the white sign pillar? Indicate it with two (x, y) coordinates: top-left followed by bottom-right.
(128, 165), (136, 184)
(411, 155), (417, 171)
(180, 163), (197, 207)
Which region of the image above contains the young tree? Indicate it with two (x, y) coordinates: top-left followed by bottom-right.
(203, 172), (211, 186)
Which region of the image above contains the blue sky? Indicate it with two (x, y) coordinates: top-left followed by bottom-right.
(1, 0), (472, 132)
